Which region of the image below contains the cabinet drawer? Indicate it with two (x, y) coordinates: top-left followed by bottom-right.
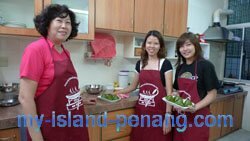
(0, 128), (20, 141)
(102, 124), (132, 141)
(112, 136), (130, 141)
(104, 108), (135, 122)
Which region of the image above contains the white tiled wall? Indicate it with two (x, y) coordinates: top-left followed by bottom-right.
(0, 36), (139, 88)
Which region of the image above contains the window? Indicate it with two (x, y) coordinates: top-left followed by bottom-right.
(224, 0), (250, 81)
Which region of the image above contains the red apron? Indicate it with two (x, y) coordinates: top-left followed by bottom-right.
(27, 40), (89, 141)
(130, 63), (172, 141)
(173, 61), (210, 141)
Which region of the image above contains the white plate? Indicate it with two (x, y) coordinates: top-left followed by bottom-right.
(162, 97), (194, 110)
(97, 95), (121, 103)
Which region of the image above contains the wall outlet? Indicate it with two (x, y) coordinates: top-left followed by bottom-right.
(0, 57), (8, 67)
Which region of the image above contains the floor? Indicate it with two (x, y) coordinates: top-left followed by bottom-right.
(217, 129), (250, 141)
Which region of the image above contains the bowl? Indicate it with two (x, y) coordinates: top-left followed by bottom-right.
(85, 84), (104, 95)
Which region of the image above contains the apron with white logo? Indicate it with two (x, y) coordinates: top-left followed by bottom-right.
(131, 62), (172, 141)
(27, 40), (89, 141)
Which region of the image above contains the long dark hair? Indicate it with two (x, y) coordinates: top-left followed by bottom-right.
(175, 32), (203, 68)
(34, 4), (79, 40)
(141, 30), (166, 68)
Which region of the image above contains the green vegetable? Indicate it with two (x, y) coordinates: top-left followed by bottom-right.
(165, 95), (193, 107)
(101, 94), (119, 100)
(183, 99), (193, 107)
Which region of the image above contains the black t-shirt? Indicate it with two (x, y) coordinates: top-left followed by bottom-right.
(135, 59), (173, 87)
(173, 59), (220, 99)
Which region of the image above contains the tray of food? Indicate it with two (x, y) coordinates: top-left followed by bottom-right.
(98, 93), (121, 103)
(162, 95), (194, 110)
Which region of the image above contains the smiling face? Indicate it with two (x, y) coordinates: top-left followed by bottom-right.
(179, 40), (196, 62)
(47, 15), (72, 45)
(145, 35), (161, 57)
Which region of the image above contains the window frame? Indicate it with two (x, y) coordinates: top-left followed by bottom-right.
(224, 23), (250, 82)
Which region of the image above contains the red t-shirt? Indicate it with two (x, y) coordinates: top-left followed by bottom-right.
(20, 37), (70, 97)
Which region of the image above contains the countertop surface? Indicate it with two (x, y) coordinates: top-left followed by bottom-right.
(0, 91), (248, 130)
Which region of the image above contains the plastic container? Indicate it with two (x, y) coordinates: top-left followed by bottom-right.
(118, 70), (129, 88)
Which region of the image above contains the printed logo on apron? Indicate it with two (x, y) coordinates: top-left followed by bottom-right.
(138, 83), (159, 107)
(64, 76), (83, 111)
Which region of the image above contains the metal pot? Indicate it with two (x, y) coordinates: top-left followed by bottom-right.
(85, 84), (104, 95)
(0, 94), (19, 107)
(0, 83), (19, 93)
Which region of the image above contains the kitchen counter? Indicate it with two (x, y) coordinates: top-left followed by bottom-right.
(0, 91), (248, 130)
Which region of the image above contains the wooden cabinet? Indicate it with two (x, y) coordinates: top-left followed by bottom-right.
(164, 0), (188, 37)
(220, 97), (234, 136)
(209, 94), (245, 141)
(209, 100), (223, 141)
(0, 0), (94, 40)
(0, 0), (42, 37)
(134, 0), (165, 33)
(44, 0), (94, 40)
(102, 108), (135, 141)
(232, 95), (244, 131)
(0, 128), (20, 141)
(95, 0), (134, 32)
(95, 0), (188, 37)
(88, 108), (135, 141)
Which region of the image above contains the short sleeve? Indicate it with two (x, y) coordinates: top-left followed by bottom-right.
(20, 46), (44, 82)
(161, 59), (173, 73)
(135, 60), (141, 73)
(203, 61), (220, 91)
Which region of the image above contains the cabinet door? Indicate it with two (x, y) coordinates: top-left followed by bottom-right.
(113, 136), (130, 141)
(96, 0), (134, 32)
(233, 95), (244, 131)
(102, 108), (135, 141)
(0, 128), (20, 141)
(209, 101), (223, 141)
(0, 0), (42, 36)
(221, 97), (234, 137)
(134, 0), (165, 33)
(164, 0), (188, 37)
(44, 0), (94, 40)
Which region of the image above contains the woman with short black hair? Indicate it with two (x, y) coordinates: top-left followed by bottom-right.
(19, 4), (96, 141)
(173, 32), (220, 141)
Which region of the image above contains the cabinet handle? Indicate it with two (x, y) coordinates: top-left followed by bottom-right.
(0, 135), (16, 141)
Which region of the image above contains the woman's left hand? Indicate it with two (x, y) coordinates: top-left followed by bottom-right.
(163, 115), (172, 135)
(83, 98), (97, 105)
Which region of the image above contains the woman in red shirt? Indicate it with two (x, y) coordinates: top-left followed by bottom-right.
(19, 4), (95, 141)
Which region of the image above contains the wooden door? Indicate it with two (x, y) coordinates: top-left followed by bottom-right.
(95, 0), (134, 32)
(134, 0), (165, 33)
(233, 95), (244, 131)
(220, 97), (234, 136)
(164, 0), (188, 37)
(209, 101), (223, 141)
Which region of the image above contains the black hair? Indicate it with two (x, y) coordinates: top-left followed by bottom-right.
(141, 30), (166, 69)
(34, 4), (79, 40)
(175, 32), (203, 67)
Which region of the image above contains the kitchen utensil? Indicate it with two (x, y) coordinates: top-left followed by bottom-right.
(0, 83), (19, 93)
(85, 84), (104, 95)
(0, 94), (19, 107)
